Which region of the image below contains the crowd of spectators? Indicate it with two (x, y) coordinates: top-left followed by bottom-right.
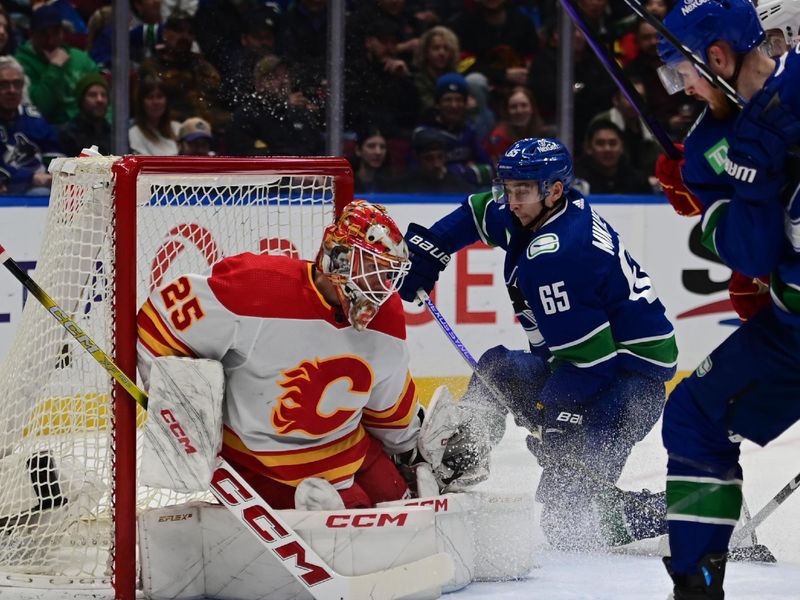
(0, 0), (700, 195)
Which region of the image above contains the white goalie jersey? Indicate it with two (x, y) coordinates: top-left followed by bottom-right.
(137, 253), (420, 490)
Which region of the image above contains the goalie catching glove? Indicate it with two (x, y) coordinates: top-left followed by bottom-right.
(411, 385), (505, 493)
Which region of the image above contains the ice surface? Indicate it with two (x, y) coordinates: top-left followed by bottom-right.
(448, 416), (800, 599)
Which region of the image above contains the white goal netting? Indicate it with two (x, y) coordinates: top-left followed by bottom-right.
(0, 156), (349, 593)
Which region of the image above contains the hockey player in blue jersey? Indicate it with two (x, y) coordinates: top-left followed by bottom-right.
(654, 0), (800, 596)
(654, 0), (800, 322)
(397, 137), (678, 550)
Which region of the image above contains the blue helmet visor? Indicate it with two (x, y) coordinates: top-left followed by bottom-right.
(657, 59), (702, 95)
(491, 178), (544, 205)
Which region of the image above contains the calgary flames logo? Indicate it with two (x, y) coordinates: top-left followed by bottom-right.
(271, 356), (373, 437)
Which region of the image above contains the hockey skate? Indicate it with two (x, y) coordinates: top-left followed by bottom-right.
(663, 553), (726, 600)
(595, 488), (668, 548)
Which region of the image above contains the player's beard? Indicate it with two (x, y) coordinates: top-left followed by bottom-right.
(708, 89), (737, 120)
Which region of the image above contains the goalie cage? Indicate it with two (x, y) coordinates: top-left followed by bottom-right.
(0, 156), (353, 599)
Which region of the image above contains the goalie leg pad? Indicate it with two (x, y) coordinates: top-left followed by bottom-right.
(139, 501), (444, 600)
(380, 491), (537, 590)
(141, 356), (224, 492)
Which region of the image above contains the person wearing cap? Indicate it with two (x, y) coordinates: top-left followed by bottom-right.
(15, 3), (99, 125)
(178, 116), (214, 156)
(412, 72), (493, 190)
(226, 54), (321, 157)
(139, 9), (228, 136)
(57, 71), (111, 157)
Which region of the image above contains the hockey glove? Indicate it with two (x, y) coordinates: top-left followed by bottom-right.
(729, 272), (770, 321)
(397, 223), (452, 302)
(727, 89), (800, 201)
(655, 144), (703, 217)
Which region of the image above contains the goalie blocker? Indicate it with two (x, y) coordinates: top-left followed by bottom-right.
(140, 356), (225, 493)
(139, 491), (535, 600)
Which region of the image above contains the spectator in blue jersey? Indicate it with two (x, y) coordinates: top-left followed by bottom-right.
(397, 137), (677, 551)
(414, 72), (494, 189)
(0, 56), (63, 194)
(654, 0), (800, 597)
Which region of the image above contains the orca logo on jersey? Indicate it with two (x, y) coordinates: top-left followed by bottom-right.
(526, 233), (559, 259)
(272, 356), (373, 436)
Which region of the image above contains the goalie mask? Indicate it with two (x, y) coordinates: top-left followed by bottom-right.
(316, 200), (410, 331)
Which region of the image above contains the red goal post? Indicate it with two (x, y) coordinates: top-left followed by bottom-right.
(0, 155), (353, 599)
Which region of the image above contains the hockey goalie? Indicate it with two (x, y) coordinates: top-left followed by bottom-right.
(135, 199), (535, 599)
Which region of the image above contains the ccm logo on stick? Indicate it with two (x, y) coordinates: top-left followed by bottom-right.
(160, 409), (197, 454)
(211, 467), (333, 587)
(404, 498), (450, 512)
(326, 512), (409, 528)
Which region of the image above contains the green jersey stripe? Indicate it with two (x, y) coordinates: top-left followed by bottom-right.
(700, 199), (729, 258)
(550, 323), (616, 366)
(467, 192), (497, 247)
(770, 275), (800, 314)
(617, 334), (679, 367)
(666, 478), (742, 524)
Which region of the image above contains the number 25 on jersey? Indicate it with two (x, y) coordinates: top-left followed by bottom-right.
(160, 276), (206, 331)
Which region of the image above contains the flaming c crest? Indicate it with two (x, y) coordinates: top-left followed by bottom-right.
(271, 356), (373, 437)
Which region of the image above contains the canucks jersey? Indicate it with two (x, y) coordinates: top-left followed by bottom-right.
(431, 190), (677, 407)
(137, 254), (420, 489)
(0, 104), (62, 192)
(680, 47), (800, 325)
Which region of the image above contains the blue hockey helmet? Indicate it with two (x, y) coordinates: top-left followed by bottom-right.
(495, 138), (574, 199)
(658, 0), (765, 66)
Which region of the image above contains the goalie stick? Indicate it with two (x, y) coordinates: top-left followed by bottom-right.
(417, 290), (775, 561)
(0, 242), (454, 600)
(558, 0), (681, 159)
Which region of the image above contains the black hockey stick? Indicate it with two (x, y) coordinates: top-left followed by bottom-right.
(0, 242), (454, 600)
(618, 0), (745, 108)
(558, 0), (681, 159)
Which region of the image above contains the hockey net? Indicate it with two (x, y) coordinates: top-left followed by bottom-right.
(0, 156), (353, 598)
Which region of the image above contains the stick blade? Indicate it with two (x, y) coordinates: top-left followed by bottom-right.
(729, 544), (777, 564)
(345, 553), (454, 600)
